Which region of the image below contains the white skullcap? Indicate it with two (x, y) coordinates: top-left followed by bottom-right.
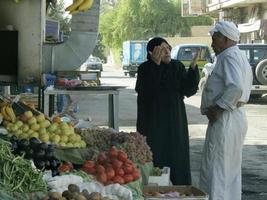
(209, 21), (240, 42)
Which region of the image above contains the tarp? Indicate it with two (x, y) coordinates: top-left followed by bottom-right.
(238, 20), (261, 33)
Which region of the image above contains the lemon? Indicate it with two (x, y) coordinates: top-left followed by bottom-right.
(51, 134), (60, 144)
(39, 133), (49, 143)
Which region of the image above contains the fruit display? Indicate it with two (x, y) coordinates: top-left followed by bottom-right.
(65, 0), (94, 15)
(81, 146), (141, 185)
(0, 106), (86, 148)
(79, 128), (153, 164)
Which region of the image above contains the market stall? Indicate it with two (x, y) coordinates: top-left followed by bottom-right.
(43, 85), (125, 131)
(0, 97), (208, 200)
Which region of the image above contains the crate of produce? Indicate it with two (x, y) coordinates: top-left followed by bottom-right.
(143, 185), (208, 200)
(148, 167), (171, 186)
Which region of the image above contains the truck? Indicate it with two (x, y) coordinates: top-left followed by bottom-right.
(122, 40), (148, 77)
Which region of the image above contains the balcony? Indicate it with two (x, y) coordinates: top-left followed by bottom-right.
(206, 0), (266, 13)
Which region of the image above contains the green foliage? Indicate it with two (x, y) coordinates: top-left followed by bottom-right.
(99, 0), (213, 61)
(46, 0), (71, 35)
(92, 34), (107, 62)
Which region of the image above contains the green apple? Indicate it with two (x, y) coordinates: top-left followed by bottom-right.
(28, 117), (37, 125)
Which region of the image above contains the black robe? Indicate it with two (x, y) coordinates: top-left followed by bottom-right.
(135, 59), (199, 185)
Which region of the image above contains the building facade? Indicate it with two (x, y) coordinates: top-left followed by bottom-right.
(202, 0), (267, 43)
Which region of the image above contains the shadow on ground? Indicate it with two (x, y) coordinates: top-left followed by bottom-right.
(190, 138), (267, 200)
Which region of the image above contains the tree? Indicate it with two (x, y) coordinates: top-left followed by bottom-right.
(46, 0), (71, 35)
(99, 0), (213, 60)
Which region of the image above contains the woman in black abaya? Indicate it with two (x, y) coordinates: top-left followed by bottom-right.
(135, 37), (199, 185)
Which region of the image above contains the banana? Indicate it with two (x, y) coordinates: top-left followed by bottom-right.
(78, 0), (94, 12)
(5, 105), (16, 123)
(65, 0), (84, 12)
(1, 106), (11, 121)
(69, 9), (80, 15)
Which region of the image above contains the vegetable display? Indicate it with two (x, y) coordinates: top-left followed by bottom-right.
(10, 136), (61, 176)
(81, 146), (141, 185)
(0, 138), (47, 193)
(79, 128), (153, 164)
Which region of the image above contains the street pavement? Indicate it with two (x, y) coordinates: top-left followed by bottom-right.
(74, 65), (267, 200)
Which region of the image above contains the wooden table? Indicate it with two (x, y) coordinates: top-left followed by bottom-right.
(43, 86), (125, 131)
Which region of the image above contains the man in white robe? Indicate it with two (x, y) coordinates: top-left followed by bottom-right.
(199, 21), (253, 200)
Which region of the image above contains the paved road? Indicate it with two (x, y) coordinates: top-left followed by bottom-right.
(74, 65), (267, 200)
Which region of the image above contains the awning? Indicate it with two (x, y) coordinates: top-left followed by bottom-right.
(238, 20), (261, 33)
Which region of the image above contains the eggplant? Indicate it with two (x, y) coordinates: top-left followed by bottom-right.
(11, 141), (18, 151)
(51, 169), (59, 177)
(35, 149), (46, 158)
(40, 142), (48, 150)
(29, 137), (40, 148)
(34, 160), (46, 170)
(45, 160), (51, 170)
(18, 139), (29, 149)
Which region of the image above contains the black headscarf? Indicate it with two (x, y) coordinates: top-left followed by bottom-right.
(146, 37), (170, 60)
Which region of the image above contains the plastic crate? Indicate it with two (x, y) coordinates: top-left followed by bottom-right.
(148, 167), (171, 186)
(143, 185), (208, 200)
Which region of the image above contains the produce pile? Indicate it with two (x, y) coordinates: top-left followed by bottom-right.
(81, 146), (141, 185)
(78, 128), (153, 164)
(0, 102), (86, 148)
(0, 99), (152, 200)
(10, 136), (61, 176)
(0, 138), (47, 193)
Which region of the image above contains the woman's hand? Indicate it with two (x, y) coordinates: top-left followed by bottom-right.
(190, 50), (200, 69)
(149, 45), (163, 65)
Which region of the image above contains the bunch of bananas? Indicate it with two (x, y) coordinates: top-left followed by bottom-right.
(1, 104), (16, 123)
(65, 0), (94, 15)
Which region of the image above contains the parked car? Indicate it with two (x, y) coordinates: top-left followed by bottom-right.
(199, 44), (267, 98)
(80, 56), (103, 71)
(171, 44), (213, 70)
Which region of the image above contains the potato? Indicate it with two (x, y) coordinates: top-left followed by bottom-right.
(88, 192), (101, 200)
(68, 184), (80, 193)
(62, 190), (75, 199)
(75, 194), (87, 200)
(81, 189), (90, 199)
(49, 192), (62, 200)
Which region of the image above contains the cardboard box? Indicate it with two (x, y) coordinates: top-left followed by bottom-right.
(143, 185), (208, 200)
(148, 167), (171, 186)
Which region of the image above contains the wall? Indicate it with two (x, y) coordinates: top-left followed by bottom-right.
(0, 0), (45, 85)
(165, 37), (212, 49)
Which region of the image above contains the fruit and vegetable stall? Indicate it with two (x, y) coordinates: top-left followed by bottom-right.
(0, 97), (208, 200)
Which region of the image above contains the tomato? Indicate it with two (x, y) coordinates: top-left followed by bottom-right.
(97, 172), (107, 184)
(108, 146), (118, 158)
(115, 168), (125, 176)
(117, 151), (128, 162)
(106, 168), (115, 180)
(96, 164), (105, 174)
(112, 159), (123, 169)
(132, 169), (141, 180)
(58, 162), (73, 173)
(103, 162), (113, 169)
(123, 174), (134, 183)
(97, 152), (107, 164)
(113, 176), (125, 184)
(105, 180), (114, 186)
(83, 160), (95, 168)
(123, 163), (133, 174)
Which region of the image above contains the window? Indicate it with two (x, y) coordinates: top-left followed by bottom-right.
(253, 49), (267, 63)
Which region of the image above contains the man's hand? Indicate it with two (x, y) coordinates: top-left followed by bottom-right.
(190, 50), (200, 69)
(149, 45), (164, 65)
(205, 105), (224, 125)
